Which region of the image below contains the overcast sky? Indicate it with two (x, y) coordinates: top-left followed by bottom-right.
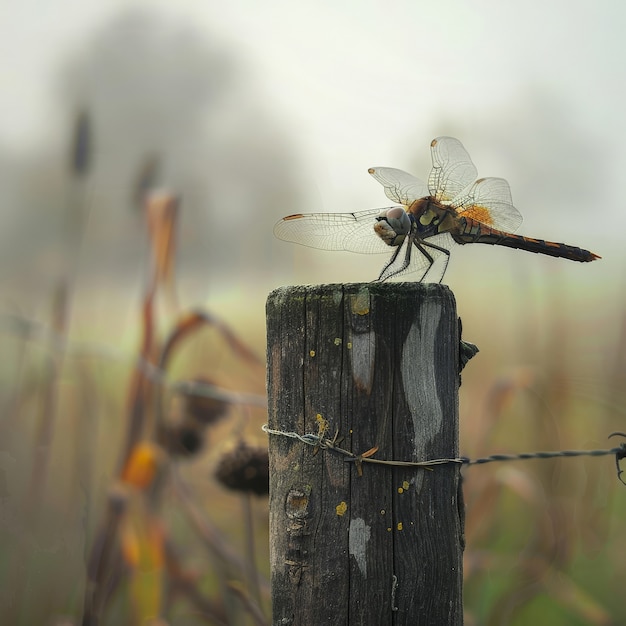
(3, 1), (623, 148)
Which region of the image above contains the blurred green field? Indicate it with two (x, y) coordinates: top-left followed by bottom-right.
(2, 244), (625, 625)
(2, 3), (625, 624)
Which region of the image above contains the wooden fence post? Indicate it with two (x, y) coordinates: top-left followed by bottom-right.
(266, 283), (464, 625)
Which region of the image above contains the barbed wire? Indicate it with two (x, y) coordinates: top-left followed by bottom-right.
(6, 309), (626, 485)
(262, 424), (626, 484)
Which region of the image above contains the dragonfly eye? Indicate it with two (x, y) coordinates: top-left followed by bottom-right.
(374, 208), (411, 247)
(383, 207), (411, 235)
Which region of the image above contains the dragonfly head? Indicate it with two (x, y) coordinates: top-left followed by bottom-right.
(374, 207), (411, 247)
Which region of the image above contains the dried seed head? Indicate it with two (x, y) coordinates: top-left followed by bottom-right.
(184, 377), (230, 426)
(215, 441), (269, 496)
(160, 424), (204, 457)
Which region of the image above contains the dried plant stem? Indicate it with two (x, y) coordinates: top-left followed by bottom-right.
(163, 538), (229, 625)
(228, 581), (268, 626)
(82, 491), (128, 626)
(172, 470), (267, 586)
(25, 281), (68, 512)
(241, 493), (262, 610)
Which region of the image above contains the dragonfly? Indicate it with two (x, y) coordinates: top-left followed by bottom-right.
(274, 136), (600, 281)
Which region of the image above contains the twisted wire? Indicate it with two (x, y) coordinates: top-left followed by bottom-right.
(262, 424), (626, 483)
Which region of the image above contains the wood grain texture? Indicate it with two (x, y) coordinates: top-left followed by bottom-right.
(266, 283), (464, 625)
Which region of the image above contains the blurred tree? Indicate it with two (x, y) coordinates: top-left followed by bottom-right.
(6, 8), (301, 303)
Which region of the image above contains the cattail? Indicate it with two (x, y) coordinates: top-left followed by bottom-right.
(132, 153), (161, 209)
(70, 109), (91, 177)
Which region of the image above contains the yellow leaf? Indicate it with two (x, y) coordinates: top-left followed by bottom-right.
(121, 442), (162, 490)
(120, 505), (165, 623)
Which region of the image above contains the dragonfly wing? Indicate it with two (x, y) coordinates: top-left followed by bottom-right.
(429, 136), (478, 202)
(274, 208), (396, 254)
(368, 167), (429, 205)
(451, 177), (523, 232)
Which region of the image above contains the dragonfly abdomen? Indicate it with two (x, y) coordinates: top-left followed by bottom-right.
(453, 219), (600, 263)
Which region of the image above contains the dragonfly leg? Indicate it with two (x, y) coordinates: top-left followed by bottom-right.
(414, 240), (451, 282)
(411, 241), (436, 282)
(376, 241), (406, 281)
(379, 236), (417, 281)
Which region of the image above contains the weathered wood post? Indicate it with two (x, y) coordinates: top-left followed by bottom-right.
(266, 282), (465, 625)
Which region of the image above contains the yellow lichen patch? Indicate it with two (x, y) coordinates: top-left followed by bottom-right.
(315, 413), (328, 436)
(398, 480), (410, 494)
(334, 337), (342, 345)
(462, 205), (493, 225)
(309, 349), (316, 357)
(336, 501), (348, 516)
(350, 290), (370, 316)
(397, 522), (403, 531)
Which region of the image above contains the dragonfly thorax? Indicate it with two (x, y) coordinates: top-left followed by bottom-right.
(374, 207), (411, 247)
(410, 197), (455, 238)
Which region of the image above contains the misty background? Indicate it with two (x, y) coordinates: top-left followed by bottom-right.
(1, 2), (625, 623)
(0, 1), (621, 324)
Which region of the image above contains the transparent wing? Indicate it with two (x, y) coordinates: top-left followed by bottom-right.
(429, 136), (478, 202)
(273, 208), (398, 254)
(451, 177), (523, 232)
(378, 233), (455, 282)
(368, 167), (429, 206)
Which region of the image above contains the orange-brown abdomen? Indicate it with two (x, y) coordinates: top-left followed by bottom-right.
(453, 218), (600, 263)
